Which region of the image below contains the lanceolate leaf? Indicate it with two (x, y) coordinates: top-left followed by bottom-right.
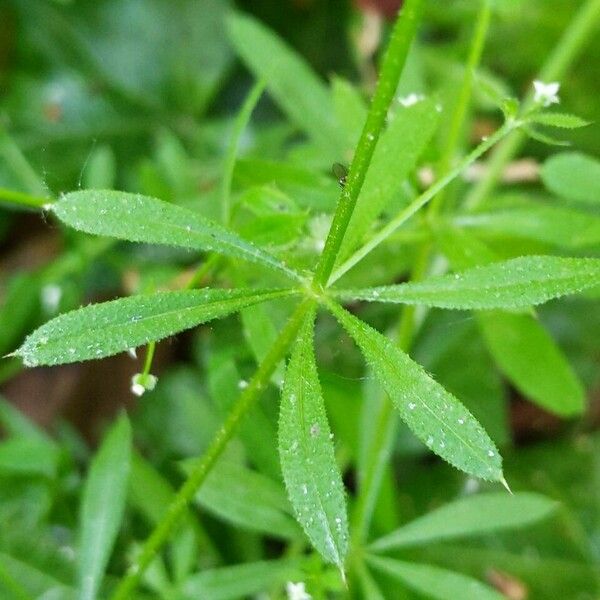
(334, 256), (600, 310)
(328, 302), (503, 482)
(338, 98), (439, 260)
(529, 112), (590, 129)
(15, 288), (294, 366)
(226, 12), (346, 157)
(366, 557), (504, 600)
(279, 309), (349, 570)
(479, 311), (585, 416)
(78, 415), (131, 600)
(182, 558), (304, 600)
(437, 229), (587, 417)
(541, 152), (600, 205)
(370, 492), (557, 551)
(454, 202), (600, 248)
(50, 191), (299, 280)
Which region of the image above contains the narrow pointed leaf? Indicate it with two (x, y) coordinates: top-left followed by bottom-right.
(338, 98), (439, 260)
(367, 557), (504, 600)
(541, 152), (600, 205)
(479, 311), (585, 416)
(328, 303), (502, 481)
(182, 459), (301, 540)
(454, 203), (600, 247)
(50, 190), (299, 280)
(182, 558), (304, 600)
(78, 414), (131, 600)
(530, 112), (590, 129)
(370, 492), (558, 551)
(15, 288), (293, 366)
(334, 256), (600, 309)
(279, 310), (349, 569)
(226, 12), (346, 156)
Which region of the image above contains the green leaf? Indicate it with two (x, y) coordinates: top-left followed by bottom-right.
(328, 302), (503, 482)
(523, 126), (570, 146)
(479, 311), (586, 416)
(333, 256), (600, 309)
(370, 492), (557, 551)
(0, 437), (60, 478)
(338, 98), (439, 260)
(226, 12), (346, 157)
(331, 76), (368, 149)
(454, 201), (600, 247)
(181, 558), (304, 600)
(279, 310), (349, 569)
(366, 556), (504, 600)
(50, 190), (299, 280)
(183, 459), (301, 540)
(15, 287), (293, 366)
(529, 112), (590, 129)
(541, 152), (600, 205)
(78, 414), (131, 600)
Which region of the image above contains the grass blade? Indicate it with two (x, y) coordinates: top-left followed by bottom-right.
(78, 414), (131, 600)
(366, 556), (504, 600)
(370, 492), (557, 551)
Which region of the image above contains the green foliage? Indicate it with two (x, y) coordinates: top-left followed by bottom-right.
(279, 311), (349, 570)
(78, 415), (131, 600)
(329, 302), (503, 481)
(1, 0), (599, 598)
(15, 288), (294, 366)
(51, 190), (299, 280)
(541, 151), (600, 205)
(370, 492), (557, 550)
(334, 256), (600, 309)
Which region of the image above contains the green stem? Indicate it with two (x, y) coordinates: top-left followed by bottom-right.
(329, 119), (517, 285)
(110, 299), (313, 600)
(141, 343), (156, 377)
(350, 6), (494, 544)
(464, 0), (600, 210)
(222, 78), (266, 225)
(0, 187), (49, 209)
(312, 0), (425, 288)
(429, 0), (492, 216)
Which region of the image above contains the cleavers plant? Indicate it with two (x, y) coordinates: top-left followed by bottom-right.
(4, 0), (600, 597)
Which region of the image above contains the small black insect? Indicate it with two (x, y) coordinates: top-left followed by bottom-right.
(332, 162), (348, 188)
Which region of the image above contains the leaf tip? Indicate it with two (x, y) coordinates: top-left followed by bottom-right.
(500, 476), (513, 495)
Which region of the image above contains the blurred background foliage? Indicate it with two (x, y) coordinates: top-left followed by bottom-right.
(0, 0), (599, 598)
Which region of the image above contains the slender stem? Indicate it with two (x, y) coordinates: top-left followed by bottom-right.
(429, 0), (492, 216)
(312, 0), (425, 288)
(329, 120), (517, 285)
(350, 4), (494, 545)
(464, 0), (600, 210)
(221, 79), (266, 225)
(111, 299), (313, 600)
(0, 187), (49, 209)
(141, 343), (156, 377)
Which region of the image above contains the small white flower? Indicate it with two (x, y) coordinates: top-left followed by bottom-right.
(286, 582), (312, 600)
(533, 80), (560, 107)
(398, 92), (425, 107)
(127, 347), (137, 359)
(130, 373), (158, 397)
